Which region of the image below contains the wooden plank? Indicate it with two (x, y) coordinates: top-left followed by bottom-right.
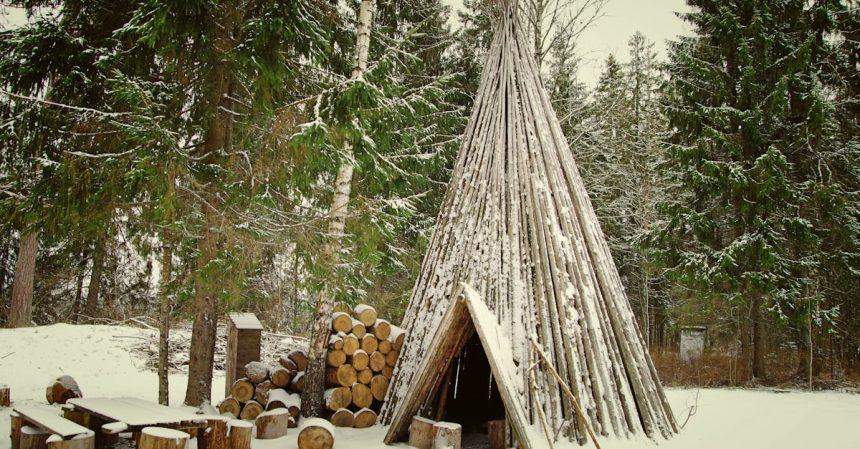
(13, 406), (91, 440)
(67, 398), (205, 431)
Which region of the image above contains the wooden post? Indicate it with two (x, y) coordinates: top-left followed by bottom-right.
(139, 428), (190, 449)
(224, 313), (263, 397)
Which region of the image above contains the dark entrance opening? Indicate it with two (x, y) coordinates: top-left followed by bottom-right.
(441, 333), (506, 449)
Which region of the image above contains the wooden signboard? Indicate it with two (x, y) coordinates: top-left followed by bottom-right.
(225, 313), (264, 397)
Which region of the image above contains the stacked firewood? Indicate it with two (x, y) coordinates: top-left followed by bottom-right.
(218, 351), (308, 424)
(324, 304), (405, 429)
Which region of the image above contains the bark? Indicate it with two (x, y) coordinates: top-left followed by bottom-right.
(158, 239), (173, 405)
(72, 253), (86, 323)
(183, 0), (238, 406)
(159, 165), (176, 405)
(84, 235), (107, 320)
(184, 220), (220, 406)
(301, 0), (376, 418)
(7, 230), (38, 328)
(750, 290), (767, 380)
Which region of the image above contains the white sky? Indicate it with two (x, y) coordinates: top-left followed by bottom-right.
(444, 0), (693, 86)
(2, 1), (693, 87)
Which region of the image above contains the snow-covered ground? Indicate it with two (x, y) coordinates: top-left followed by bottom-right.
(1, 324), (858, 449)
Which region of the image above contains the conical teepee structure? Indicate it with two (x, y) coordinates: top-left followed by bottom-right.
(380, 3), (677, 444)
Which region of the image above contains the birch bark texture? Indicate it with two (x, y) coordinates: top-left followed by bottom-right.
(301, 0), (376, 418)
(379, 4), (676, 443)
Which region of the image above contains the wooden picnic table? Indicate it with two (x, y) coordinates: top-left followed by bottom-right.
(67, 398), (208, 449)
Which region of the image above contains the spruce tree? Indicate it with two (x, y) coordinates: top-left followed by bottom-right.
(655, 0), (858, 379)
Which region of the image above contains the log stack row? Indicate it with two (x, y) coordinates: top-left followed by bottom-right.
(324, 304), (405, 429)
(218, 350), (308, 423)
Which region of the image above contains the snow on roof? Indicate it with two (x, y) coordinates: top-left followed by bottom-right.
(229, 313), (263, 330)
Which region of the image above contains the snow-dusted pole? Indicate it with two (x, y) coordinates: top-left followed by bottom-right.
(301, 0), (376, 418)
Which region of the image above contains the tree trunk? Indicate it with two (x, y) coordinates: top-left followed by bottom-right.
(183, 0), (238, 407)
(184, 220), (219, 406)
(158, 238), (173, 405)
(301, 0), (376, 418)
(72, 253), (86, 323)
(7, 230), (38, 328)
(84, 236), (107, 320)
(750, 290), (767, 380)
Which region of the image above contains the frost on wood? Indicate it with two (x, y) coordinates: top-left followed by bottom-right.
(379, 4), (676, 444)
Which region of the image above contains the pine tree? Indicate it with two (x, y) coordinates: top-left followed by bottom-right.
(655, 0), (858, 380)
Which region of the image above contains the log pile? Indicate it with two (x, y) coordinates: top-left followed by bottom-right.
(323, 304), (405, 428)
(218, 353), (305, 422)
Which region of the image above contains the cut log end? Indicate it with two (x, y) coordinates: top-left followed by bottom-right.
(329, 408), (354, 428)
(229, 379), (255, 403)
(353, 409), (378, 429)
(352, 304), (378, 328)
(297, 419), (335, 449)
(255, 409), (291, 440)
(351, 383), (373, 409)
(239, 400), (263, 420)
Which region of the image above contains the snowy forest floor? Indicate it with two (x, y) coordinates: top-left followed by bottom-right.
(1, 324), (858, 449)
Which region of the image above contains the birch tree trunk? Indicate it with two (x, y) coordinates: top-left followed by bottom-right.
(184, 0), (238, 407)
(6, 230), (38, 328)
(301, 0), (375, 418)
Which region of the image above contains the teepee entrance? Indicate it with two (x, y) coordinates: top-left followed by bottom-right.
(441, 333), (506, 430)
(383, 284), (538, 449)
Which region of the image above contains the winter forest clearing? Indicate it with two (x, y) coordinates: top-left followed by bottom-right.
(1, 0), (859, 449)
(1, 324), (858, 449)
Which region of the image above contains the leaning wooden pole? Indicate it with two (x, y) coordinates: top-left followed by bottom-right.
(379, 2), (675, 443)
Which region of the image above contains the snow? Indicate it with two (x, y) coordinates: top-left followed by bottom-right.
(1, 324), (859, 449)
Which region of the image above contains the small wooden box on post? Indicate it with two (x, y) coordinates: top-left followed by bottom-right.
(225, 313), (264, 397)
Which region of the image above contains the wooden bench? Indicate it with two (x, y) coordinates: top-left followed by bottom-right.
(11, 405), (94, 449)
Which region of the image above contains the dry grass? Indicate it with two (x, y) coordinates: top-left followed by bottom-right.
(650, 348), (860, 390)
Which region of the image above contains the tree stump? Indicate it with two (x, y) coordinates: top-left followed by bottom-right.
(11, 412), (24, 449)
(239, 401), (263, 420)
(198, 419), (228, 449)
(19, 426), (50, 449)
(408, 416), (435, 449)
(254, 409), (291, 440)
(140, 428), (190, 449)
(297, 418), (334, 449)
(353, 409), (377, 429)
(487, 420), (505, 449)
(45, 376), (82, 405)
(350, 383), (372, 409)
(0, 385), (10, 407)
(432, 422), (462, 449)
(227, 420), (252, 449)
(46, 433), (95, 449)
(329, 409), (354, 428)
